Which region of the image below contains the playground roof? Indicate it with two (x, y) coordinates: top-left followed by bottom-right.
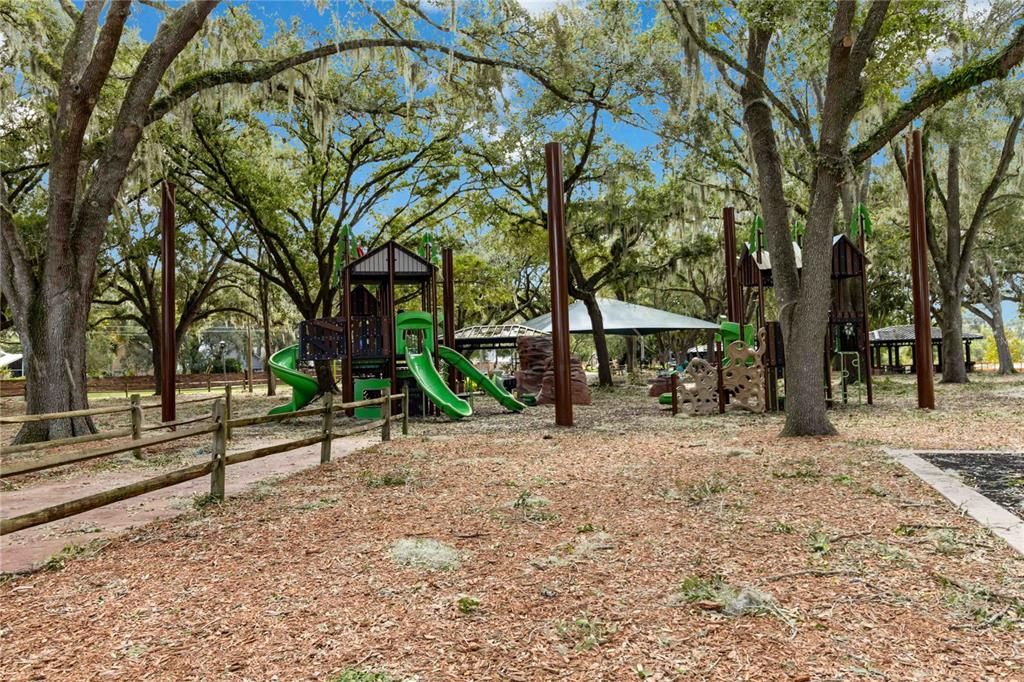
(742, 241), (803, 271)
(346, 241), (434, 283)
(869, 325), (983, 344)
(453, 323), (549, 351)
(522, 298), (718, 336)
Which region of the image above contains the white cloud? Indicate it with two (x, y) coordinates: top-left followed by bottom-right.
(518, 0), (580, 18)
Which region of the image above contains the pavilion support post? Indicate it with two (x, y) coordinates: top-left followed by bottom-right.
(160, 181), (177, 424)
(545, 142), (573, 427)
(907, 131), (935, 409)
(442, 248), (457, 390)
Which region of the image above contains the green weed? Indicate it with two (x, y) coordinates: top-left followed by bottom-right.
(456, 596), (481, 614)
(555, 613), (618, 651)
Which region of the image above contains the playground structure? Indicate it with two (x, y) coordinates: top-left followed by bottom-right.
(659, 205), (876, 415)
(267, 239), (525, 420)
(735, 221), (874, 410)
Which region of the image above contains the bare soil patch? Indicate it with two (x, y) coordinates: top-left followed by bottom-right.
(2, 376), (1023, 680)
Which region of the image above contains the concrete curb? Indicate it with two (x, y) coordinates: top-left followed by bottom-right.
(886, 448), (1023, 557)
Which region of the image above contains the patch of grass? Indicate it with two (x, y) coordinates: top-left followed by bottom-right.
(928, 529), (965, 556)
(576, 522), (597, 534)
(684, 475), (729, 505)
(329, 670), (394, 682)
(772, 465), (822, 481)
(363, 466), (414, 489)
(554, 613), (618, 651)
(512, 490), (556, 522)
(807, 530), (831, 555)
(832, 474), (854, 485)
(296, 497), (338, 512)
(456, 595), (481, 614)
(247, 475), (285, 501)
(192, 493), (222, 511)
(42, 539), (110, 571)
(770, 520), (795, 534)
(389, 538), (461, 571)
(677, 574), (728, 602)
(939, 577), (1024, 629)
(674, 575), (792, 623)
(873, 542), (911, 566)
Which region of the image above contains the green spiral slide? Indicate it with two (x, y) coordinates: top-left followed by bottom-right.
(437, 346), (526, 413)
(406, 346), (473, 420)
(268, 345), (320, 415)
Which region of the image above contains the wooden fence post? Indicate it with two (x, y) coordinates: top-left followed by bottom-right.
(207, 374), (212, 392)
(670, 373), (679, 416)
(401, 385), (409, 436)
(320, 392), (334, 464)
(211, 399), (226, 500)
(382, 388), (392, 442)
(224, 384), (232, 441)
(130, 394), (143, 459)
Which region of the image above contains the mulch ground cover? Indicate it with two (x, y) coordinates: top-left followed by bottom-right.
(1, 376), (1023, 680)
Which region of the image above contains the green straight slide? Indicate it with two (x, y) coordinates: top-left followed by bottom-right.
(437, 346), (526, 413)
(406, 347), (473, 420)
(267, 345), (319, 415)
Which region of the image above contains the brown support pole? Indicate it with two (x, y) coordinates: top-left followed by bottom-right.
(907, 131), (935, 409)
(442, 247), (457, 389)
(715, 341), (726, 414)
(245, 326), (254, 393)
(858, 213), (874, 405)
(342, 236), (354, 413)
(428, 244), (439, 362)
(723, 206), (741, 324)
(545, 142), (573, 427)
(160, 181), (177, 424)
(387, 242), (398, 396)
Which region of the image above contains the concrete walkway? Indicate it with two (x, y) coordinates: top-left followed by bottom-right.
(1, 434), (377, 573)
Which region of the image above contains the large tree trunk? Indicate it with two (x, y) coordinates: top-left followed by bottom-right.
(11, 277), (96, 443)
(938, 289), (967, 383)
(579, 293), (613, 387)
(990, 305), (1015, 375)
(741, 27), (836, 437)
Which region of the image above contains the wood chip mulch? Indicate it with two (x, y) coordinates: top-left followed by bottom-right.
(2, 376), (1023, 681)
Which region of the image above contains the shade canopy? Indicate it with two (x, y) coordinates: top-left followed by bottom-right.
(522, 298), (718, 336)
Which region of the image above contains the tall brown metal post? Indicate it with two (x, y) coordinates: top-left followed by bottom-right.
(427, 244), (439, 362)
(387, 242), (399, 396)
(545, 142), (573, 427)
(160, 181), (176, 423)
(442, 247), (457, 389)
(723, 206), (741, 324)
(342, 236), (354, 412)
(907, 130), (935, 408)
(857, 213), (874, 405)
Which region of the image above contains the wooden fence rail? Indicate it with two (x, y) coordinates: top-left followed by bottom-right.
(0, 390), (406, 536)
(1, 389), (230, 458)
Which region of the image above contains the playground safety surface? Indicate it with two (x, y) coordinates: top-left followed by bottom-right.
(2, 376), (1023, 680)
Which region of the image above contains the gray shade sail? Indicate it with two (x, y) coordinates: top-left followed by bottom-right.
(522, 298), (718, 336)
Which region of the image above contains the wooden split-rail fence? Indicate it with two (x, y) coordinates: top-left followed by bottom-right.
(0, 387), (410, 536)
